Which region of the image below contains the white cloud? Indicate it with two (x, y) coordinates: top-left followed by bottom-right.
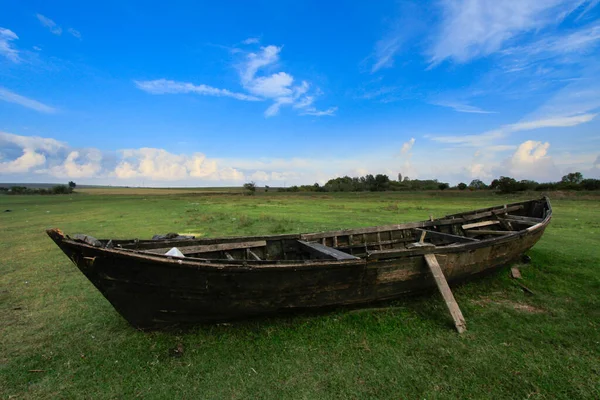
(0, 131), (65, 174)
(371, 36), (402, 73)
(246, 72), (294, 98)
(0, 148), (46, 173)
(0, 28), (20, 62)
(134, 79), (261, 101)
(114, 148), (245, 182)
(242, 37), (260, 45)
(299, 106), (338, 117)
(0, 87), (57, 113)
(47, 150), (102, 178)
(240, 45), (282, 85)
(431, 101), (497, 114)
(510, 113), (597, 130)
(68, 28), (82, 39)
(36, 14), (62, 35)
(430, 113), (597, 147)
(136, 44), (336, 118)
(428, 0), (595, 66)
(400, 138), (415, 155)
(498, 140), (561, 181)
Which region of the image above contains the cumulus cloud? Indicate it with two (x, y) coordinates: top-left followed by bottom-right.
(0, 131), (65, 174)
(46, 150), (103, 178)
(0, 87), (57, 113)
(0, 131), (250, 183)
(113, 148), (242, 181)
(36, 14), (62, 35)
(496, 140), (560, 181)
(0, 28), (20, 62)
(400, 138), (416, 155)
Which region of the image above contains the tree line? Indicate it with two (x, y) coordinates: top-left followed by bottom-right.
(245, 171), (600, 194)
(1, 181), (77, 195)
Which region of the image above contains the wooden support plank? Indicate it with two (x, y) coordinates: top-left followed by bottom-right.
(247, 249), (262, 261)
(464, 229), (513, 236)
(224, 252), (234, 260)
(502, 215), (544, 224)
(413, 228), (479, 243)
(297, 240), (360, 261)
(143, 240), (266, 255)
(462, 220), (500, 230)
(377, 232), (383, 250)
(424, 253), (466, 333)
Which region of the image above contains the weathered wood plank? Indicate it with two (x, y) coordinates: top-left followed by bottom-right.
(247, 249), (262, 261)
(505, 214), (543, 222)
(464, 229), (513, 236)
(298, 240), (360, 261)
(413, 228), (479, 244)
(462, 220), (500, 230)
(424, 253), (466, 333)
(144, 240), (267, 255)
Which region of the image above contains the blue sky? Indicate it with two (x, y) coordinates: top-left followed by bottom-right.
(1, 0), (599, 186)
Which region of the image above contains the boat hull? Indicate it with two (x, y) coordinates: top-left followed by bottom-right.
(47, 197), (551, 329)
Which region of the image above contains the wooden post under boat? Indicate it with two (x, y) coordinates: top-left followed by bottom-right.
(424, 253), (467, 333)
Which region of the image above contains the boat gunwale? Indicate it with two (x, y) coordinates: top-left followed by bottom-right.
(49, 197), (552, 272)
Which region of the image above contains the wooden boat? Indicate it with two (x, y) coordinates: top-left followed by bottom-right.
(47, 196), (551, 331)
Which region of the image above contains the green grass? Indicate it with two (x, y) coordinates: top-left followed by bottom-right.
(1, 190), (599, 399)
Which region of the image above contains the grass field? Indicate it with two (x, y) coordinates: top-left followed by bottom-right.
(1, 190), (599, 399)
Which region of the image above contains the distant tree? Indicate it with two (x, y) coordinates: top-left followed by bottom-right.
(457, 182), (468, 190)
(68, 181), (76, 189)
(264, 185), (270, 192)
(519, 180), (539, 191)
(438, 183), (449, 190)
(243, 181), (256, 195)
(403, 176), (410, 182)
(581, 179), (600, 190)
(398, 173), (402, 182)
(490, 179), (499, 190)
(374, 174), (390, 191)
(561, 172), (583, 185)
(52, 185), (72, 194)
(495, 176), (523, 194)
(468, 179), (487, 190)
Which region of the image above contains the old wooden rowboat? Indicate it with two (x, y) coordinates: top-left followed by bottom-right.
(47, 196), (551, 330)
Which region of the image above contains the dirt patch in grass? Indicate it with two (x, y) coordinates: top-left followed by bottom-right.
(472, 297), (545, 314)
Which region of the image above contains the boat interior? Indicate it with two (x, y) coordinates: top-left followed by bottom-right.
(96, 198), (550, 263)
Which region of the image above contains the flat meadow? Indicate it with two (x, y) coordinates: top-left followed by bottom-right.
(1, 189), (599, 399)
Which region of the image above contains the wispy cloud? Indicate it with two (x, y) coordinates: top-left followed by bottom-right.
(371, 36), (402, 73)
(299, 106), (338, 116)
(134, 79), (261, 101)
(242, 37), (260, 45)
(0, 28), (20, 62)
(0, 87), (57, 113)
(431, 100), (497, 114)
(36, 14), (62, 35)
(427, 0), (598, 66)
(429, 113), (597, 147)
(137, 43), (336, 118)
(68, 28), (82, 40)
